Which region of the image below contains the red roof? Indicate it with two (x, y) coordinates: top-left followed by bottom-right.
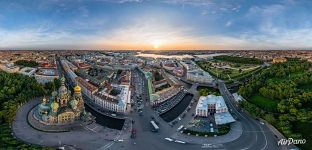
(40, 63), (57, 68)
(75, 77), (98, 92)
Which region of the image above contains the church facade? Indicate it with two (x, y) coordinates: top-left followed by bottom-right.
(33, 77), (88, 125)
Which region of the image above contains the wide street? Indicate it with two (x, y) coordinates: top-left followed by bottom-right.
(106, 70), (282, 150)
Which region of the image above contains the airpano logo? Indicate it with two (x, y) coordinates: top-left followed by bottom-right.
(277, 138), (306, 146)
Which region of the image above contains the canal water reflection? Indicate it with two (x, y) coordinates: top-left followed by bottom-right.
(85, 104), (125, 130)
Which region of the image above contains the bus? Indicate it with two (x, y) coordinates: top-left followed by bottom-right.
(151, 121), (159, 132)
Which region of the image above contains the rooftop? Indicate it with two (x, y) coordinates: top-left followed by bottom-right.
(215, 112), (235, 125)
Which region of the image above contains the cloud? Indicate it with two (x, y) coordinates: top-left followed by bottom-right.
(163, 0), (240, 15)
(78, 6), (89, 17)
(97, 0), (144, 3)
(225, 20), (232, 27)
(93, 16), (199, 49)
(247, 4), (285, 18)
(0, 26), (96, 49)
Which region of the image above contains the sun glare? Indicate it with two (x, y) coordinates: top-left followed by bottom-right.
(152, 40), (163, 49)
(153, 43), (160, 49)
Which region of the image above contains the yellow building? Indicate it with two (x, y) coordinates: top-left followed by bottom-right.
(272, 57), (287, 64)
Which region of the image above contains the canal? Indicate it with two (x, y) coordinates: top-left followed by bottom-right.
(160, 93), (194, 122)
(85, 104), (125, 130)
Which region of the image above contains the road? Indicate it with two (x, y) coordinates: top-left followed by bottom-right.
(217, 80), (278, 150)
(107, 70), (281, 150)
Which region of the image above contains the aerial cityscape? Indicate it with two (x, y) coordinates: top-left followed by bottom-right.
(0, 1), (312, 150)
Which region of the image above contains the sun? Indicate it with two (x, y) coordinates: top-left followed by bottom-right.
(152, 40), (163, 49)
(153, 43), (160, 49)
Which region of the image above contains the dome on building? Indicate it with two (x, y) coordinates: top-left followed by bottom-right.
(60, 76), (66, 83)
(31, 76), (91, 126)
(69, 99), (78, 110)
(50, 101), (59, 112)
(74, 85), (81, 93)
(58, 85), (68, 96)
(42, 97), (47, 103)
(58, 77), (68, 96)
(51, 91), (58, 98)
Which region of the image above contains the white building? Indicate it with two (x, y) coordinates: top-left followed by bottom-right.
(61, 58), (129, 113)
(180, 60), (214, 84)
(195, 95), (235, 125)
(186, 69), (214, 84)
(19, 67), (36, 77)
(34, 68), (59, 84)
(0, 63), (20, 73)
(93, 84), (130, 113)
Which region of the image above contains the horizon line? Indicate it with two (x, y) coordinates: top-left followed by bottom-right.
(0, 49), (312, 51)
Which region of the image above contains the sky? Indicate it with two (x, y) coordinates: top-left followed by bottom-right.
(1, 0), (312, 50)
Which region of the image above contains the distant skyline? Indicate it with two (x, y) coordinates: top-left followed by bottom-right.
(1, 0), (312, 50)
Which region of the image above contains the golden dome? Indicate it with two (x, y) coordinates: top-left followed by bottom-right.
(42, 97), (47, 103)
(50, 101), (59, 112)
(74, 85), (81, 93)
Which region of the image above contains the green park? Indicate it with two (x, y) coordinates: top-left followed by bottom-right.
(238, 59), (312, 150)
(196, 55), (263, 83)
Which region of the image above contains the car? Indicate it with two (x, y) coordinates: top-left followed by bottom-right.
(165, 138), (174, 142)
(260, 121), (265, 125)
(178, 117), (181, 121)
(174, 140), (186, 144)
(177, 125), (184, 131)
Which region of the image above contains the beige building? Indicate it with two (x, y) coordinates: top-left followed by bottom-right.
(272, 57), (287, 63)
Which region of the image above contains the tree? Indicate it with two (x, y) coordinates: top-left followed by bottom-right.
(263, 114), (276, 125)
